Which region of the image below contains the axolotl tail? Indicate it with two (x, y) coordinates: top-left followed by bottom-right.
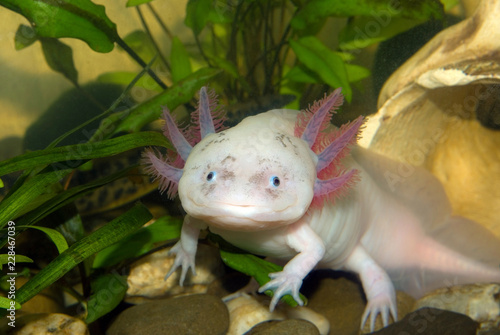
(387, 215), (500, 298)
(351, 146), (500, 298)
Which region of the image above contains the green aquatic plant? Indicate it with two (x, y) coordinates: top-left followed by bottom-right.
(0, 0), (454, 328)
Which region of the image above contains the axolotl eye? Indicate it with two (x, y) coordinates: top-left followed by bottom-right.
(206, 171), (217, 182)
(269, 175), (280, 188)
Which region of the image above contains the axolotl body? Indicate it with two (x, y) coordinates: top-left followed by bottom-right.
(143, 87), (500, 330)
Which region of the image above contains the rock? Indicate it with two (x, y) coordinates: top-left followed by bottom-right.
(126, 244), (223, 303)
(305, 273), (365, 335)
(225, 293), (286, 335)
(0, 313), (88, 335)
(370, 307), (478, 335)
(207, 272), (251, 299)
(285, 306), (329, 335)
(477, 329), (500, 335)
(245, 319), (319, 335)
(107, 294), (229, 335)
(414, 283), (500, 330)
(10, 277), (65, 316)
(224, 293), (328, 335)
(303, 271), (415, 335)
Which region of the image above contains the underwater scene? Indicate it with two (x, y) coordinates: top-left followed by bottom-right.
(0, 0), (499, 334)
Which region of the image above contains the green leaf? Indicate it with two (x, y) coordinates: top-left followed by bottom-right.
(106, 67), (221, 136)
(98, 71), (163, 94)
(17, 226), (68, 254)
(338, 16), (423, 50)
(285, 65), (322, 84)
(15, 24), (38, 50)
(291, 0), (444, 31)
(210, 56), (239, 79)
(15, 202), (152, 306)
(185, 0), (232, 36)
(279, 82), (302, 110)
(57, 213), (85, 246)
(208, 55), (253, 92)
(185, 0), (212, 35)
(290, 36), (352, 101)
(0, 131), (169, 176)
(93, 215), (182, 269)
(0, 297), (21, 310)
(40, 38), (78, 84)
(0, 0), (118, 53)
(126, 0), (154, 7)
(14, 166), (139, 230)
(441, 0), (459, 11)
(345, 64), (371, 83)
(0, 254), (34, 271)
(170, 36), (193, 83)
(85, 273), (128, 323)
(122, 30), (157, 63)
(0, 167), (73, 229)
(0, 132), (168, 230)
(334, 51), (355, 62)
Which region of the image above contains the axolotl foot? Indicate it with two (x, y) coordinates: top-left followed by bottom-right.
(164, 216), (201, 285)
(360, 277), (397, 331)
(164, 240), (197, 285)
(258, 270), (304, 312)
(345, 245), (398, 332)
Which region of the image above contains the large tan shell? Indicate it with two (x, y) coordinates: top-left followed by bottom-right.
(360, 0), (500, 237)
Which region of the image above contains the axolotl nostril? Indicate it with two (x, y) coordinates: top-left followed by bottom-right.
(142, 86), (500, 331)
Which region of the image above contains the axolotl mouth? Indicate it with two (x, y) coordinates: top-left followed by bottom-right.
(180, 196), (308, 231)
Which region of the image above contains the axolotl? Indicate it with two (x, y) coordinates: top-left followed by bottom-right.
(143, 87), (500, 330)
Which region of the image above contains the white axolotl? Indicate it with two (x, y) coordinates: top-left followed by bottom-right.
(143, 87), (500, 331)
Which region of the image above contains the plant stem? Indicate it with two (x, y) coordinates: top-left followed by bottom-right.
(226, 0), (244, 99)
(263, 1), (273, 94)
(194, 33), (212, 67)
(136, 6), (171, 71)
(115, 36), (167, 90)
(147, 3), (173, 40)
(271, 21), (292, 90)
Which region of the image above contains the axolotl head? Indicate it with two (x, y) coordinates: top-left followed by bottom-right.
(178, 111), (317, 230)
(143, 87), (362, 231)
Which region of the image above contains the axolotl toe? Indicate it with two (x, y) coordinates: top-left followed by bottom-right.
(143, 87), (500, 331)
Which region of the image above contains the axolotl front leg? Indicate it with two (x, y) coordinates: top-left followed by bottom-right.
(344, 244), (397, 331)
(164, 215), (206, 285)
(259, 221), (326, 311)
(167, 218), (327, 311)
(257, 220), (397, 330)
